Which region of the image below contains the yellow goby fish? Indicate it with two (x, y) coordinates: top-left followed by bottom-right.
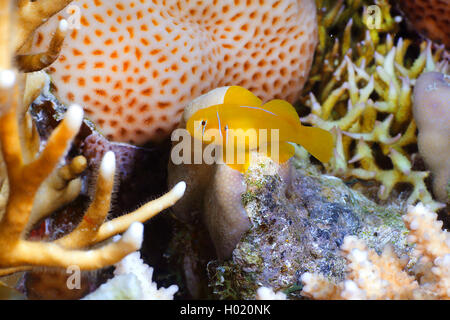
(186, 86), (334, 173)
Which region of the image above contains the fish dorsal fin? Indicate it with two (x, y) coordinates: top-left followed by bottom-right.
(224, 86), (262, 107)
(261, 99), (301, 124)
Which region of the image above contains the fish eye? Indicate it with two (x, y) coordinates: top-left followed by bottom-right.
(201, 120), (206, 126)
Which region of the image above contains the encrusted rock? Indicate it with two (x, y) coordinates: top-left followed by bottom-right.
(207, 154), (412, 299)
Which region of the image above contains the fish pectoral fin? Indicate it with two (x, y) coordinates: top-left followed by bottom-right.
(264, 141), (295, 164)
(226, 162), (247, 173)
(295, 126), (334, 163)
(222, 147), (250, 173)
(224, 141), (297, 172)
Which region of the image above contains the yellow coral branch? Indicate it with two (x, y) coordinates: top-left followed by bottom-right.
(0, 94), (81, 241)
(24, 106), (82, 187)
(56, 151), (116, 249)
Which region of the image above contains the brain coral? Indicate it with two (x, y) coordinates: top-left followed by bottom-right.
(31, 0), (318, 144)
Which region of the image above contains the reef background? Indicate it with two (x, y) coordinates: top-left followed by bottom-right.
(0, 0), (448, 299)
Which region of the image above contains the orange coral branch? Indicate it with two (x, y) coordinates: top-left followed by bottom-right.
(56, 151), (117, 249)
(15, 0), (73, 53)
(0, 0), (13, 70)
(30, 155), (86, 227)
(0, 78), (81, 241)
(95, 181), (186, 243)
(24, 105), (82, 187)
(8, 223), (143, 270)
(0, 72), (186, 275)
(15, 20), (68, 72)
(0, 1), (186, 277)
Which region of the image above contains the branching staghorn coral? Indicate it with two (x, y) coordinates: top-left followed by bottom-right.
(0, 5), (187, 274)
(0, 73), (134, 272)
(304, 0), (397, 97)
(0, 69), (186, 275)
(0, 72), (91, 229)
(0, 0), (85, 225)
(301, 203), (449, 300)
(0, 0), (73, 73)
(300, 0), (448, 210)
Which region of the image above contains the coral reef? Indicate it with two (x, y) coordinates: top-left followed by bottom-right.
(299, 0), (448, 211)
(0, 4), (187, 274)
(165, 0), (450, 300)
(0, 0), (446, 301)
(413, 71), (450, 203)
(397, 0), (450, 49)
(83, 251), (178, 300)
(32, 0), (318, 143)
(0, 74), (186, 273)
(301, 203), (449, 300)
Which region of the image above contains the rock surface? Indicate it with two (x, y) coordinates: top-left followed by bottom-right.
(206, 154), (412, 299)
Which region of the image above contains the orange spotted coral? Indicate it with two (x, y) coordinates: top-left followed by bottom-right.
(31, 0), (318, 144)
(0, 2), (187, 275)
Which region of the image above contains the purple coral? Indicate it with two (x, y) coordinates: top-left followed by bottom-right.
(413, 71), (450, 203)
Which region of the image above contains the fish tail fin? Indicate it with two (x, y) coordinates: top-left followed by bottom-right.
(294, 126), (334, 163)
